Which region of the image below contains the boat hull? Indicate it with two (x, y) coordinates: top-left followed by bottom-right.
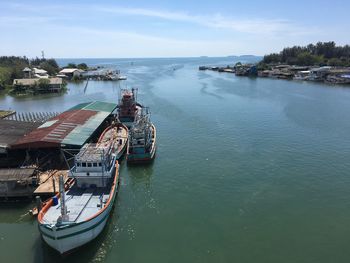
(127, 146), (156, 163)
(127, 124), (156, 164)
(39, 205), (111, 254)
(116, 140), (127, 160)
(38, 164), (119, 254)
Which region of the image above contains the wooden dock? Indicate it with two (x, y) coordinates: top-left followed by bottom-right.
(34, 170), (69, 196)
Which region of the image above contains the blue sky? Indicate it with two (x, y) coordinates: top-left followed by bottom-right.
(0, 0), (349, 58)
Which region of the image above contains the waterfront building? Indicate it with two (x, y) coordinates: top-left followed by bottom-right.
(12, 78), (64, 93)
(58, 68), (84, 79)
(33, 67), (49, 78)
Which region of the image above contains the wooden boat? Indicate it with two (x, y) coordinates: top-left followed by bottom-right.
(98, 122), (128, 160)
(37, 125), (120, 254)
(117, 88), (142, 127)
(127, 107), (156, 163)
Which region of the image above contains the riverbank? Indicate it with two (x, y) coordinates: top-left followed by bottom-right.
(199, 64), (350, 85)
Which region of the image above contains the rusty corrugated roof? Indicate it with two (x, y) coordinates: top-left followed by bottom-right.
(0, 120), (41, 151)
(12, 101), (117, 149)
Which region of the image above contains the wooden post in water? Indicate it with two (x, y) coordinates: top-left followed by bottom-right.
(35, 196), (42, 213)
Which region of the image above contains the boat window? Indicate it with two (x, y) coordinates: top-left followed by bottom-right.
(87, 163), (92, 167)
(98, 163), (102, 167)
(76, 163), (81, 167)
(82, 163), (87, 167)
(93, 163), (97, 167)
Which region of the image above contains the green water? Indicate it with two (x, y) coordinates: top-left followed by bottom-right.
(1, 57), (350, 262)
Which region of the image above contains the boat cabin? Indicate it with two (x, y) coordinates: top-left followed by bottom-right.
(73, 143), (117, 188)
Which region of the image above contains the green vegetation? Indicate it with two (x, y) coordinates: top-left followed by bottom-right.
(71, 75), (82, 82)
(77, 63), (88, 70)
(37, 78), (51, 90)
(0, 56), (29, 89)
(0, 56), (60, 89)
(261, 42), (350, 66)
(31, 58), (60, 75)
(64, 62), (88, 70)
(0, 67), (12, 90)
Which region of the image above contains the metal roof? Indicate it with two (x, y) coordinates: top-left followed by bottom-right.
(59, 68), (84, 74)
(12, 101), (117, 149)
(23, 67), (32, 72)
(0, 120), (41, 152)
(33, 67), (48, 74)
(0, 168), (36, 182)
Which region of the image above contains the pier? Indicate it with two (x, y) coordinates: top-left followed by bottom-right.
(34, 170), (69, 196)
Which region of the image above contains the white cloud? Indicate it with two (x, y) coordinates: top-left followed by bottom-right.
(4, 2), (317, 36)
(0, 2), (331, 57)
(96, 6), (316, 36)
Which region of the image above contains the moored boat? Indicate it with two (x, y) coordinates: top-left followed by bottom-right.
(98, 122), (128, 160)
(37, 125), (120, 254)
(127, 107), (156, 163)
(117, 88), (142, 127)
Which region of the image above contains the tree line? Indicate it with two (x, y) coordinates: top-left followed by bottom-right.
(0, 56), (60, 89)
(261, 42), (350, 67)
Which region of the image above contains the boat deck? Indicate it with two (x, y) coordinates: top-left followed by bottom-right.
(100, 125), (128, 153)
(76, 125), (128, 163)
(42, 186), (110, 225)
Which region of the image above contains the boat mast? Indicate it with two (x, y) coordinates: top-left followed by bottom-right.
(59, 175), (67, 219)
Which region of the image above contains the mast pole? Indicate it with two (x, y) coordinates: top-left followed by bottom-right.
(59, 175), (67, 219)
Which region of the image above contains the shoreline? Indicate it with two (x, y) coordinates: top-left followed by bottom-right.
(199, 64), (350, 86)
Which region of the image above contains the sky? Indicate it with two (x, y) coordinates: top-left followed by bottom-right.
(0, 0), (349, 58)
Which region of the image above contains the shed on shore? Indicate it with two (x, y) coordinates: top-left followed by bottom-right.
(0, 120), (41, 154)
(12, 101), (118, 149)
(13, 78), (64, 93)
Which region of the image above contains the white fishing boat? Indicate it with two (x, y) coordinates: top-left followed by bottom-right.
(38, 125), (121, 254)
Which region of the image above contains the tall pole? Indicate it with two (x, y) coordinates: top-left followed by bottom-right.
(59, 175), (67, 219)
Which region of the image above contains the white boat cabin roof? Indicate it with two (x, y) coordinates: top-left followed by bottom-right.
(75, 143), (111, 163)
